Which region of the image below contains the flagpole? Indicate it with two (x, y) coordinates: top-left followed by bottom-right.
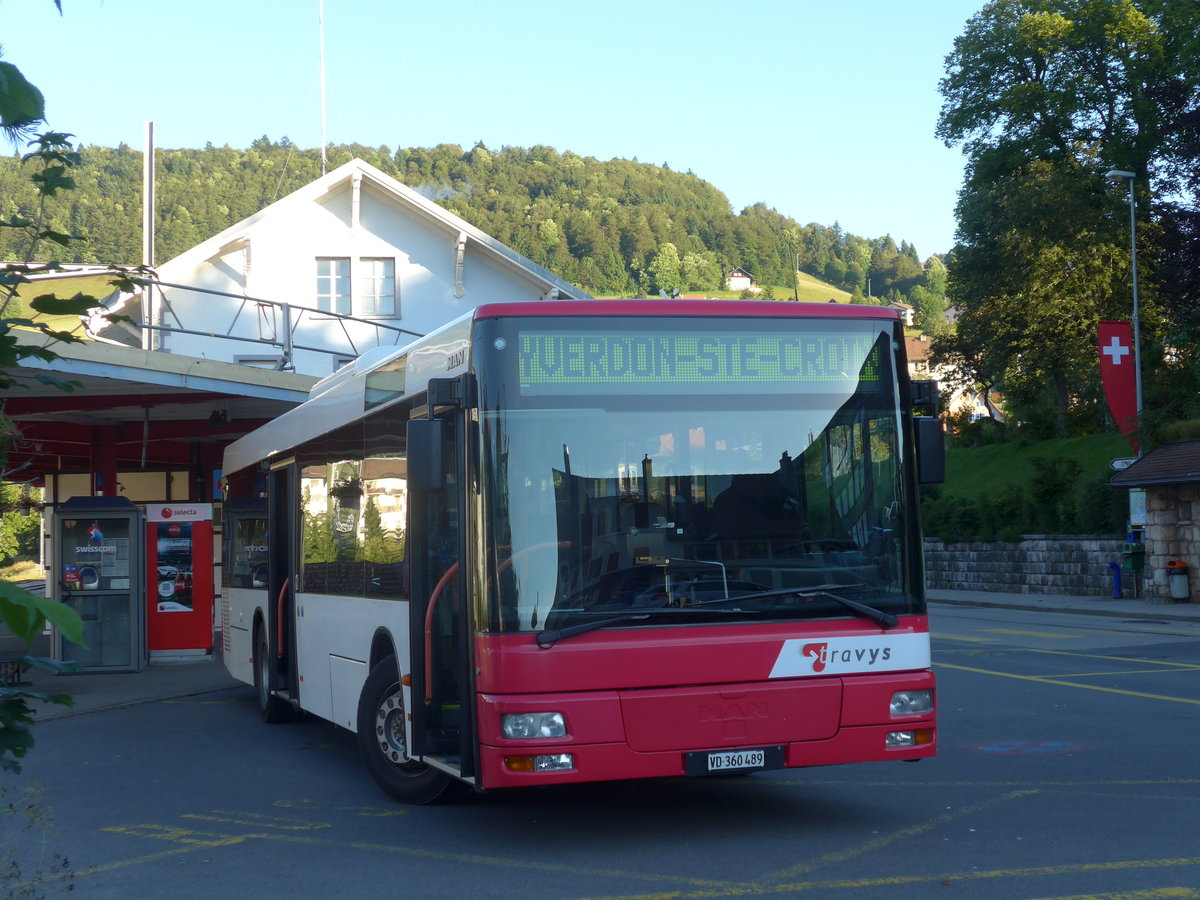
(1107, 169), (1142, 456)
(1128, 179), (1142, 458)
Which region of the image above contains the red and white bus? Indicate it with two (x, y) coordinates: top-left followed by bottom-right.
(221, 300), (943, 803)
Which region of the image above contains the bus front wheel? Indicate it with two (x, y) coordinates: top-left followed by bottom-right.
(254, 628), (295, 723)
(356, 655), (456, 804)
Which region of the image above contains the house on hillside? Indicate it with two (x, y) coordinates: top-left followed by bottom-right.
(725, 268), (756, 292)
(889, 301), (915, 327)
(91, 158), (590, 376)
(904, 333), (1001, 424)
(904, 335), (934, 380)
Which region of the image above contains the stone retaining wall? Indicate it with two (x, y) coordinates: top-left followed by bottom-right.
(924, 535), (1138, 597)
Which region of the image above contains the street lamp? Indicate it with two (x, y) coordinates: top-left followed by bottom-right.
(1105, 168), (1143, 455)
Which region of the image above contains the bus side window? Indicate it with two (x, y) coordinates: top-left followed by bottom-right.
(364, 409), (410, 601)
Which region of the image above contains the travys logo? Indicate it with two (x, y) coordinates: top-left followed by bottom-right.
(770, 633), (930, 679)
(801, 641), (892, 673)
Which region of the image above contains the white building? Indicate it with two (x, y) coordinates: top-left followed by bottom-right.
(94, 158), (589, 376)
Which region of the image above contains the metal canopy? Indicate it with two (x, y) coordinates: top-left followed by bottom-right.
(3, 335), (316, 483)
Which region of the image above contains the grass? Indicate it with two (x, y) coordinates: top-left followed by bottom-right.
(597, 272), (855, 304)
(0, 559), (45, 582)
(2, 272), (119, 335)
(942, 433), (1133, 503)
(787, 271), (854, 303)
(701, 273), (853, 304)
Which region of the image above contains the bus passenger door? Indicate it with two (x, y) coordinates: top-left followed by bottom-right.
(263, 462), (300, 713)
(408, 399), (474, 775)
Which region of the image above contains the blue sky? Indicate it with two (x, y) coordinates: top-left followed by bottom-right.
(3, 0), (986, 260)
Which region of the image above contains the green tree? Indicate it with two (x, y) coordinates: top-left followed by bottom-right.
(680, 250), (720, 292)
(909, 285), (947, 335)
(938, 157), (1128, 434)
(936, 0), (1200, 438)
(0, 485), (39, 563)
(647, 242), (683, 295)
(923, 255), (949, 297)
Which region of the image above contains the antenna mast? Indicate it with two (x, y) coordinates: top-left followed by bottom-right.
(319, 0), (327, 175)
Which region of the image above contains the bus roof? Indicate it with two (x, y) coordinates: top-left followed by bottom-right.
(472, 299), (901, 321)
(223, 300), (900, 477)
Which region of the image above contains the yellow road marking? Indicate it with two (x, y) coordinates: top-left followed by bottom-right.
(579, 857), (1200, 899)
(762, 789), (1036, 881)
(775, 778), (1200, 788)
(1027, 890), (1200, 900)
(182, 810), (332, 830)
(937, 662), (1200, 705)
(1042, 668), (1200, 678)
(931, 632), (995, 643)
(102, 824), (245, 847)
(984, 628), (1080, 639)
(94, 824), (750, 892)
(272, 798), (407, 816)
(1029, 649), (1200, 669)
(60, 818), (1200, 900)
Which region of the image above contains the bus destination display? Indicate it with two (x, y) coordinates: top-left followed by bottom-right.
(518, 331), (880, 395)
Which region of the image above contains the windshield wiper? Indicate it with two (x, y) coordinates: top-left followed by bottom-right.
(729, 583), (899, 630)
(536, 607), (759, 647)
(537, 614), (650, 647)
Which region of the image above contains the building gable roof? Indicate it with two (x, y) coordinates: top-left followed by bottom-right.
(1110, 440), (1200, 487)
(159, 157), (588, 299)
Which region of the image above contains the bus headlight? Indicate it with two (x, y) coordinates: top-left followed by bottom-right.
(501, 712), (567, 739)
(890, 690), (933, 717)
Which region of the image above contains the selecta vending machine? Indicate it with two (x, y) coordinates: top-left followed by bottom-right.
(145, 503), (214, 659)
(53, 496), (146, 672)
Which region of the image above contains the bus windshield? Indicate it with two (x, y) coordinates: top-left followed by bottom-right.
(476, 315), (921, 633)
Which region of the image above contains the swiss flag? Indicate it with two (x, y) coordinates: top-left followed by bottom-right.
(1098, 320), (1138, 453)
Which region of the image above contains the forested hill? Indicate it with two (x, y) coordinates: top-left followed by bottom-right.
(0, 138), (943, 309)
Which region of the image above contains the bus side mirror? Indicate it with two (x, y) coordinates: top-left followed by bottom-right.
(914, 417), (945, 485)
(910, 380), (940, 416)
(407, 419), (443, 491)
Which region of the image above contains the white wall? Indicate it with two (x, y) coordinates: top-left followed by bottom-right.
(155, 173), (561, 377)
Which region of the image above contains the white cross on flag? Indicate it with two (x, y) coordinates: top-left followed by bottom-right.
(1097, 320), (1138, 453)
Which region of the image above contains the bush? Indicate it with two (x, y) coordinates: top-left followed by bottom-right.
(946, 410), (1006, 448)
(920, 467), (1122, 542)
(976, 485), (1028, 542)
(1079, 475), (1128, 534)
(1029, 456), (1082, 533)
(922, 494), (982, 543)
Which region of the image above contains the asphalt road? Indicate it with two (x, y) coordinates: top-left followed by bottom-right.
(6, 604), (1200, 900)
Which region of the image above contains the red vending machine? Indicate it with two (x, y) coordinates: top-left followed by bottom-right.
(146, 503), (214, 658)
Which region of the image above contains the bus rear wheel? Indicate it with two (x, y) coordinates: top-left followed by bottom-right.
(356, 655), (457, 804)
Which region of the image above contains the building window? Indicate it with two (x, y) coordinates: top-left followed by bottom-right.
(359, 258), (396, 317)
(316, 257), (351, 315)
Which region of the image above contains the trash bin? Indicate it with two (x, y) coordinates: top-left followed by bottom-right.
(1167, 560), (1189, 601)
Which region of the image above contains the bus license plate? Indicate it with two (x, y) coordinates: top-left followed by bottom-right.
(710, 749), (764, 771)
(684, 746), (783, 776)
